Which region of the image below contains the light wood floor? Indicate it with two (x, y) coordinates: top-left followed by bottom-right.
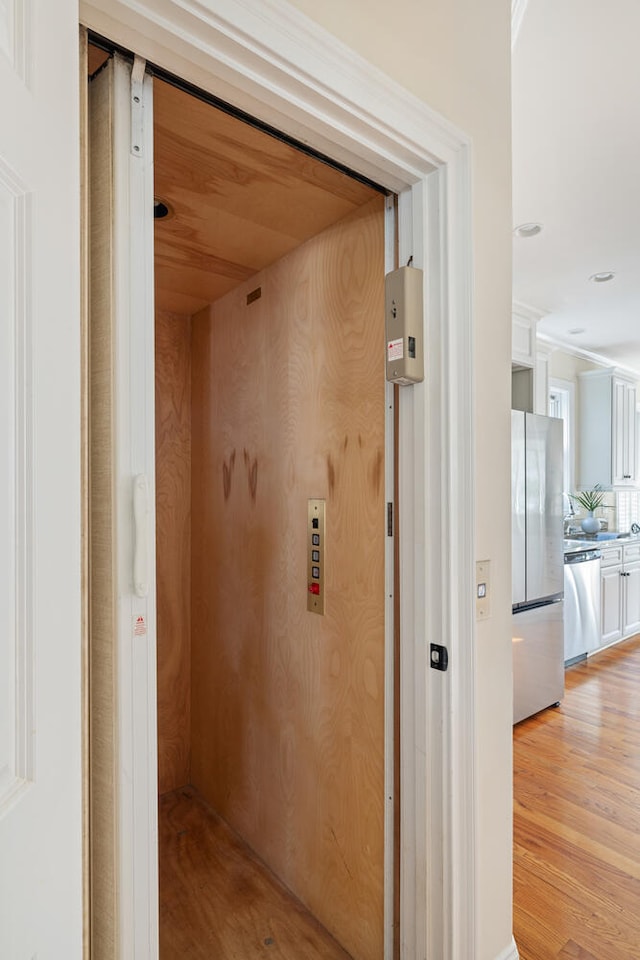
(514, 634), (640, 960)
(159, 787), (353, 959)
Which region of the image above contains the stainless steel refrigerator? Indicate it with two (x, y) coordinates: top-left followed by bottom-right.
(512, 411), (565, 724)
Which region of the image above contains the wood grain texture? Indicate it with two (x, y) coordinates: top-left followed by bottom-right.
(88, 61), (119, 960)
(514, 635), (640, 960)
(155, 310), (192, 795)
(153, 77), (381, 315)
(191, 196), (386, 960)
(160, 787), (353, 960)
(88, 43), (109, 78)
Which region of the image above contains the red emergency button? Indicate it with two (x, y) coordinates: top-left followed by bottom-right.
(308, 582), (320, 595)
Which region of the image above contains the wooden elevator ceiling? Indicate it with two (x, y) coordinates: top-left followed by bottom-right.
(153, 78), (382, 315)
(88, 45), (382, 315)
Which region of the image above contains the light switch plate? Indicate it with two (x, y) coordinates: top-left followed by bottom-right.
(476, 559), (490, 620)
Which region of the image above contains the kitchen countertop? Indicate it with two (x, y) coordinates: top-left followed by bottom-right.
(564, 533), (640, 555)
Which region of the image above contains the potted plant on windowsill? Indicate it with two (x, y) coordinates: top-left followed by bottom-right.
(570, 484), (605, 534)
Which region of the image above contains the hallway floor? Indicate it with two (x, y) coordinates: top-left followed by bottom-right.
(159, 787), (353, 959)
(513, 634), (640, 959)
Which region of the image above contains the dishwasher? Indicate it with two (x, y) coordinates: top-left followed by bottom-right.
(563, 548), (601, 664)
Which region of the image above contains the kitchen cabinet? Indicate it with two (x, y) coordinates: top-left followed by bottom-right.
(600, 542), (640, 646)
(511, 306), (549, 416)
(612, 377), (637, 487)
(578, 369), (637, 489)
(622, 543), (640, 636)
(512, 309), (537, 367)
(601, 547), (623, 645)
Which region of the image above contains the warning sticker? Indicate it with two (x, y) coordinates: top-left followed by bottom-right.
(133, 614), (147, 637)
(387, 338), (404, 362)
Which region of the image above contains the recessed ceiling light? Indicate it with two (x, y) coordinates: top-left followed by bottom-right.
(513, 222), (543, 238)
(568, 327), (585, 335)
(589, 271), (615, 283)
(154, 198), (173, 220)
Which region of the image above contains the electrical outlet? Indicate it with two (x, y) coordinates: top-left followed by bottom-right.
(476, 560), (490, 620)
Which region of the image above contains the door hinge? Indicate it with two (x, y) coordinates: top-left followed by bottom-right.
(387, 502), (393, 537)
(130, 55), (147, 158)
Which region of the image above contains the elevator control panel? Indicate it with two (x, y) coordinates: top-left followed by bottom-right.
(307, 499), (325, 615)
(385, 265), (424, 385)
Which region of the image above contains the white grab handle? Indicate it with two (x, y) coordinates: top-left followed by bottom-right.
(133, 474), (149, 598)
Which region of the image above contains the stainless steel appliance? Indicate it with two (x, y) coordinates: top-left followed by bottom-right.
(512, 411), (565, 723)
(563, 548), (602, 664)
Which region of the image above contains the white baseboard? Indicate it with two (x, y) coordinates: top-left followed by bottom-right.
(495, 937), (520, 960)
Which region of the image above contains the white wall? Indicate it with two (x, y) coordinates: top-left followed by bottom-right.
(287, 3), (514, 959)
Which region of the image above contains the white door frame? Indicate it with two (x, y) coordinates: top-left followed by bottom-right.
(80, 1), (477, 957)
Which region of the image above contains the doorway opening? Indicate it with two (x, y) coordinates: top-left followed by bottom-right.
(88, 40), (396, 960)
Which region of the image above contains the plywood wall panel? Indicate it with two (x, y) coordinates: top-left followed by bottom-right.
(191, 196), (386, 960)
(155, 309), (192, 795)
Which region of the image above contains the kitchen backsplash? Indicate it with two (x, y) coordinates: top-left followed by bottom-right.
(617, 491), (640, 532)
(568, 490), (617, 531)
(565, 491), (640, 534)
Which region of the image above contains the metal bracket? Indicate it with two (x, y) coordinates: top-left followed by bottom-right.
(130, 55), (146, 158)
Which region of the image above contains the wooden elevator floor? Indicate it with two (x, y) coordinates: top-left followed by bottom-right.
(159, 787), (354, 959)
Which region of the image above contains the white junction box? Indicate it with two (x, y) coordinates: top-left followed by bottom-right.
(385, 265), (424, 385)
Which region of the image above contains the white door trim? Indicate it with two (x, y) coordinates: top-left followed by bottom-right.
(80, 1), (477, 956)
(383, 194), (397, 959)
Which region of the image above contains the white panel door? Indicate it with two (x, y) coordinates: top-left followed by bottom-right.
(0, 2), (83, 959)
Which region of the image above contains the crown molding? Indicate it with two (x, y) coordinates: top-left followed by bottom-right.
(536, 332), (640, 380)
(512, 298), (547, 324)
(513, 297), (640, 378)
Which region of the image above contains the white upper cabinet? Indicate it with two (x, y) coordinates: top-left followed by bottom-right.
(578, 369), (637, 489)
(512, 311), (537, 367)
(511, 303), (549, 416)
(611, 376), (637, 486)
